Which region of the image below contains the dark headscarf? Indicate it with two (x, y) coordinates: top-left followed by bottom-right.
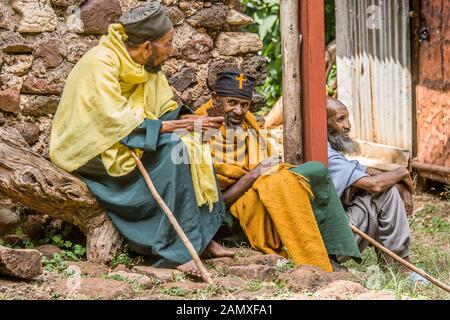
(214, 69), (256, 100)
(119, 1), (173, 45)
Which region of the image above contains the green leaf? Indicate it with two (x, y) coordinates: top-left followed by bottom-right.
(52, 234), (62, 243)
(258, 15), (277, 40)
(64, 241), (72, 248)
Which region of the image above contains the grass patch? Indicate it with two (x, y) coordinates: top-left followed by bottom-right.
(41, 253), (69, 273)
(162, 287), (187, 297)
(246, 279), (263, 292)
(344, 194), (450, 300)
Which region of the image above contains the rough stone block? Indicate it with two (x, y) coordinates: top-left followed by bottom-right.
(215, 32), (263, 56)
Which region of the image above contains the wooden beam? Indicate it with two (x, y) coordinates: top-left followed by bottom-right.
(299, 0), (328, 165)
(280, 0), (303, 165)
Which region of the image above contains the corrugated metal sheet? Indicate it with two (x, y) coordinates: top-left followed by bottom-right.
(336, 0), (412, 151)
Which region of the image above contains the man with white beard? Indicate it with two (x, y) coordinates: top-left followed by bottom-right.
(326, 98), (415, 269)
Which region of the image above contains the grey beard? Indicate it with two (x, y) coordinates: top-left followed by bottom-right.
(144, 58), (162, 73)
(328, 127), (361, 154)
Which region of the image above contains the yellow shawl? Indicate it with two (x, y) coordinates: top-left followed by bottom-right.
(50, 24), (217, 209)
(196, 100), (332, 271)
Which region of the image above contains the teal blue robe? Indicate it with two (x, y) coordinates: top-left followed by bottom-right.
(75, 106), (226, 268)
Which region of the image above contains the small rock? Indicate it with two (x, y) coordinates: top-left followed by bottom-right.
(0, 246), (43, 280)
(21, 77), (63, 95)
(0, 208), (19, 234)
(186, 4), (228, 30)
(204, 254), (284, 269)
(169, 67), (197, 92)
(239, 254), (284, 266)
(278, 266), (336, 293)
(0, 89), (20, 114)
(20, 95), (60, 116)
(67, 261), (110, 277)
(180, 33), (214, 63)
(33, 41), (63, 69)
(316, 280), (368, 300)
(21, 214), (45, 238)
(35, 244), (62, 259)
(2, 54), (33, 76)
(172, 23), (197, 56)
(215, 32), (263, 56)
(113, 264), (129, 272)
(214, 277), (246, 291)
(131, 265), (182, 283)
(226, 9), (253, 27)
(108, 271), (154, 289)
(165, 6), (185, 25)
(79, 0), (122, 34)
(50, 0), (85, 7)
(12, 0), (57, 33)
(0, 112), (5, 126)
(241, 55), (267, 86)
(178, 1), (204, 17)
(250, 92), (267, 113)
(18, 121), (41, 145)
(227, 265), (276, 281)
(55, 278), (131, 299)
(0, 31), (34, 53)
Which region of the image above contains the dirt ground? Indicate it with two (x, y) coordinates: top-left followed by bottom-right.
(0, 192), (448, 300)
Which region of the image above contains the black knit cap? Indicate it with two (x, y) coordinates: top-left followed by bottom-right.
(214, 69), (256, 100)
(119, 1), (173, 44)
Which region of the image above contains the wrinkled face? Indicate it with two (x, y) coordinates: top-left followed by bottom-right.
(131, 29), (174, 72)
(327, 104), (352, 138)
(149, 29), (174, 66)
(216, 95), (251, 128)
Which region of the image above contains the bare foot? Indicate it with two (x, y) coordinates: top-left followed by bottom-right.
(205, 240), (235, 258)
(176, 260), (202, 277)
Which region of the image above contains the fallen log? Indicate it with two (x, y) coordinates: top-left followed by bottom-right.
(0, 127), (122, 263)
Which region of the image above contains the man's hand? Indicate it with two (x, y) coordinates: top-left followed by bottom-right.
(354, 165), (412, 195)
(161, 116), (224, 133)
(396, 182), (414, 216)
(401, 172), (414, 192)
(222, 155), (282, 207)
(248, 155), (282, 180)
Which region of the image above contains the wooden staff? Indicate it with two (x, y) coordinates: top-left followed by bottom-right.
(350, 225), (450, 293)
(129, 149), (213, 285)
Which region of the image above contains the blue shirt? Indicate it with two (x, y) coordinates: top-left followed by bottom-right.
(327, 143), (369, 197)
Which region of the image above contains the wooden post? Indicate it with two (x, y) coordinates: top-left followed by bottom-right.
(299, 0), (328, 165)
(280, 0), (303, 165)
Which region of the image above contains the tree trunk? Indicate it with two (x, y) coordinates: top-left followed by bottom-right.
(0, 127), (122, 263)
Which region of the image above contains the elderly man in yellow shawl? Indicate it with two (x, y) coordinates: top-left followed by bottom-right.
(196, 70), (361, 272)
(49, 2), (233, 275)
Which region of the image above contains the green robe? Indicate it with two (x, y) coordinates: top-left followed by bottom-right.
(290, 162), (361, 261)
(75, 107), (226, 268)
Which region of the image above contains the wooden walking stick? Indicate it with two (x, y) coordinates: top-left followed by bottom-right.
(350, 225), (450, 293)
(129, 149), (213, 285)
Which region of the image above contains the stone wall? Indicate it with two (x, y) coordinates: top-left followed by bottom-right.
(0, 0), (266, 233)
